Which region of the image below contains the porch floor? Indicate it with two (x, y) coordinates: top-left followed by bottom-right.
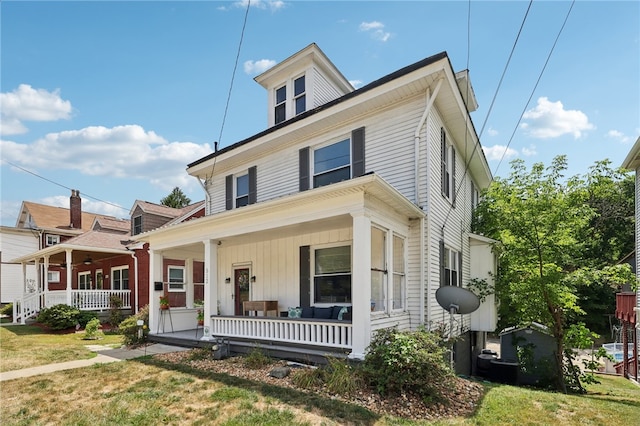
(149, 329), (352, 364)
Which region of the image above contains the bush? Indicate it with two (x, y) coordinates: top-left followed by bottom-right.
(83, 318), (102, 340)
(243, 345), (271, 369)
(0, 303), (13, 317)
(109, 295), (124, 328)
(36, 304), (81, 330)
(361, 327), (453, 401)
(118, 305), (149, 346)
(76, 311), (99, 328)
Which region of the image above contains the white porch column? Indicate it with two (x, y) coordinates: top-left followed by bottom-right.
(350, 211), (372, 359)
(149, 249), (164, 333)
(185, 257), (194, 308)
(35, 258), (42, 294)
(201, 239), (218, 341)
(65, 249), (72, 305)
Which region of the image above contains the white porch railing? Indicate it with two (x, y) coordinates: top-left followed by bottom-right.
(13, 291), (42, 324)
(42, 290), (132, 311)
(210, 316), (353, 349)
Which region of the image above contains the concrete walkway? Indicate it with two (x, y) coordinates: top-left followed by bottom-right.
(0, 343), (191, 382)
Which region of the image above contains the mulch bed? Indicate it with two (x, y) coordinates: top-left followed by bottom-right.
(153, 350), (485, 422)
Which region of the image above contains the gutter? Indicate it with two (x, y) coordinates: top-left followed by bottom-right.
(197, 176), (211, 215)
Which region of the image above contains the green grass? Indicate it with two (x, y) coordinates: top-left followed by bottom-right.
(0, 324), (122, 372)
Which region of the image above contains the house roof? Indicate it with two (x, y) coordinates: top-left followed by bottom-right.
(162, 200), (206, 227)
(16, 201), (112, 233)
(129, 200), (199, 219)
(622, 136), (640, 170)
(92, 216), (131, 233)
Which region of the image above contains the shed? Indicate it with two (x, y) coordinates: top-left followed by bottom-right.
(499, 322), (557, 386)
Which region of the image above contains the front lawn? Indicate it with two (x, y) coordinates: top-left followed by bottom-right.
(0, 324), (122, 372)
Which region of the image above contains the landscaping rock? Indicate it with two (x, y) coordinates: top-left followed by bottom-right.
(269, 366), (291, 378)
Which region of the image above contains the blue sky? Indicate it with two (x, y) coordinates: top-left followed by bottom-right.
(1, 0), (638, 226)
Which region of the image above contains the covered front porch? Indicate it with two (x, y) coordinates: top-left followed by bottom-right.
(138, 175), (425, 358)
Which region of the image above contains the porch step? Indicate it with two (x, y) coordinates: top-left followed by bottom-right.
(148, 332), (350, 365)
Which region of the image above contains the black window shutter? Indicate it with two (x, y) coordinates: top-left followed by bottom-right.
(299, 147), (310, 191)
(225, 175), (233, 210)
(299, 245), (311, 307)
(248, 166), (257, 205)
(440, 128), (446, 197)
(351, 127), (365, 178)
(439, 239), (445, 287)
(458, 249), (463, 287)
(451, 148), (456, 207)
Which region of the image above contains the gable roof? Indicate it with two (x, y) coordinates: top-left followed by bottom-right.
(92, 216), (131, 233)
(622, 136), (640, 170)
(129, 200), (194, 219)
(16, 201), (111, 233)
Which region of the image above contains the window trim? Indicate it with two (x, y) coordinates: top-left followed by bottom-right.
(47, 270), (60, 283)
(45, 234), (60, 246)
(133, 215), (142, 235)
(391, 233), (406, 311)
(274, 84), (287, 124)
(442, 245), (461, 287)
(293, 74), (306, 116)
(167, 265), (186, 292)
(441, 127), (456, 205)
(78, 271), (91, 290)
(312, 137), (351, 188)
(111, 266), (129, 291)
(235, 173), (249, 208)
(311, 242), (352, 306)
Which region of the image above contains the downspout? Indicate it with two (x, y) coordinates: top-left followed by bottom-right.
(413, 78), (443, 324)
(131, 251), (139, 314)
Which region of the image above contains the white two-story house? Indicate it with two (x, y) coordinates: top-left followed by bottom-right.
(136, 44), (497, 373)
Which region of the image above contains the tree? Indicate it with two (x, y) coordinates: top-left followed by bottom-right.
(473, 156), (636, 393)
(160, 187), (191, 208)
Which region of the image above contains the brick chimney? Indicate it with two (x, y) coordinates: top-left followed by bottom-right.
(70, 189), (82, 229)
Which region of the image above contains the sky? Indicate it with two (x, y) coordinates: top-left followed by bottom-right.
(1, 0), (638, 227)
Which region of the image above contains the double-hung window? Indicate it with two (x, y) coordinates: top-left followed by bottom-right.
(313, 138), (351, 188)
(313, 245), (351, 304)
(235, 174), (249, 208)
(471, 181), (480, 210)
(45, 234), (60, 246)
(275, 85), (287, 124)
(392, 235), (405, 309)
(441, 127), (456, 204)
(112, 266), (129, 290)
(78, 271), (91, 290)
(47, 270), (60, 283)
(442, 246), (461, 287)
(168, 266), (185, 292)
(133, 215), (142, 235)
(294, 75), (306, 115)
(225, 166), (257, 210)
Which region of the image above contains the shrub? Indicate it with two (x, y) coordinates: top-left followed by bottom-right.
(118, 305), (149, 346)
(323, 356), (363, 395)
(0, 303), (13, 317)
(109, 295), (124, 328)
(361, 327), (453, 401)
(76, 311), (99, 328)
(83, 318), (102, 340)
(290, 367), (324, 389)
(243, 345), (271, 369)
(36, 304), (81, 330)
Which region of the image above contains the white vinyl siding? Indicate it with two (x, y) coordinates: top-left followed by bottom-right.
(312, 67), (346, 107)
(0, 229), (38, 303)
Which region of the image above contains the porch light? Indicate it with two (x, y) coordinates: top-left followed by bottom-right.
(251, 276), (256, 282)
(225, 277), (231, 283)
(83, 256), (93, 265)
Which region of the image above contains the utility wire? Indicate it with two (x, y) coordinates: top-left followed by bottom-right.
(4, 160), (128, 211)
(492, 0), (575, 177)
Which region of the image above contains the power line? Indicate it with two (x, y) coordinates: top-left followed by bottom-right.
(4, 160), (128, 211)
(492, 0), (575, 177)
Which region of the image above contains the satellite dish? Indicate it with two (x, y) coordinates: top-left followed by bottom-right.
(436, 285), (480, 315)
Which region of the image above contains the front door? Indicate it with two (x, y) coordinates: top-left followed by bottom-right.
(234, 268), (250, 315)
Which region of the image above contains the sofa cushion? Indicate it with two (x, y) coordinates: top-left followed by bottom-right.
(288, 307), (302, 318)
(301, 306), (315, 318)
(313, 307), (333, 319)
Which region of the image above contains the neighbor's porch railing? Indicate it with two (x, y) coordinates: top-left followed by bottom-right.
(46, 290), (132, 311)
(210, 316), (353, 349)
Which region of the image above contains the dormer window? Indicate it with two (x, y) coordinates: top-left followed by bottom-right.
(294, 75), (306, 115)
(275, 85), (287, 124)
(45, 234), (60, 246)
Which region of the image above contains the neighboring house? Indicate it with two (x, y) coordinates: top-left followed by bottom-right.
(9, 191), (205, 323)
(135, 43), (497, 372)
(0, 226), (39, 304)
(619, 137), (640, 382)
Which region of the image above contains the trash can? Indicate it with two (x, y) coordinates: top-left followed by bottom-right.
(477, 351), (497, 378)
(489, 358), (519, 384)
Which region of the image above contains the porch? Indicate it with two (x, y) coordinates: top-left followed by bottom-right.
(150, 314), (353, 363)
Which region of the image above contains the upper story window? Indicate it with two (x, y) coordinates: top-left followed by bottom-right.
(471, 181), (480, 210)
(313, 138), (351, 188)
(133, 215), (142, 235)
(441, 127), (456, 205)
(236, 174), (249, 207)
(441, 243), (461, 287)
(168, 265), (185, 292)
(294, 75), (306, 115)
(275, 85), (287, 124)
(226, 166), (257, 210)
(45, 234), (60, 246)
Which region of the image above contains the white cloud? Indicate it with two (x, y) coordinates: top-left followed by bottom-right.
(40, 195), (127, 220)
(233, 0), (286, 12)
(606, 129), (631, 144)
(521, 145), (537, 156)
(348, 79), (363, 89)
(0, 124), (212, 192)
(244, 59), (277, 75)
(482, 144), (518, 161)
(0, 84), (72, 136)
(520, 97), (594, 139)
(487, 127), (498, 137)
(359, 21), (391, 42)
